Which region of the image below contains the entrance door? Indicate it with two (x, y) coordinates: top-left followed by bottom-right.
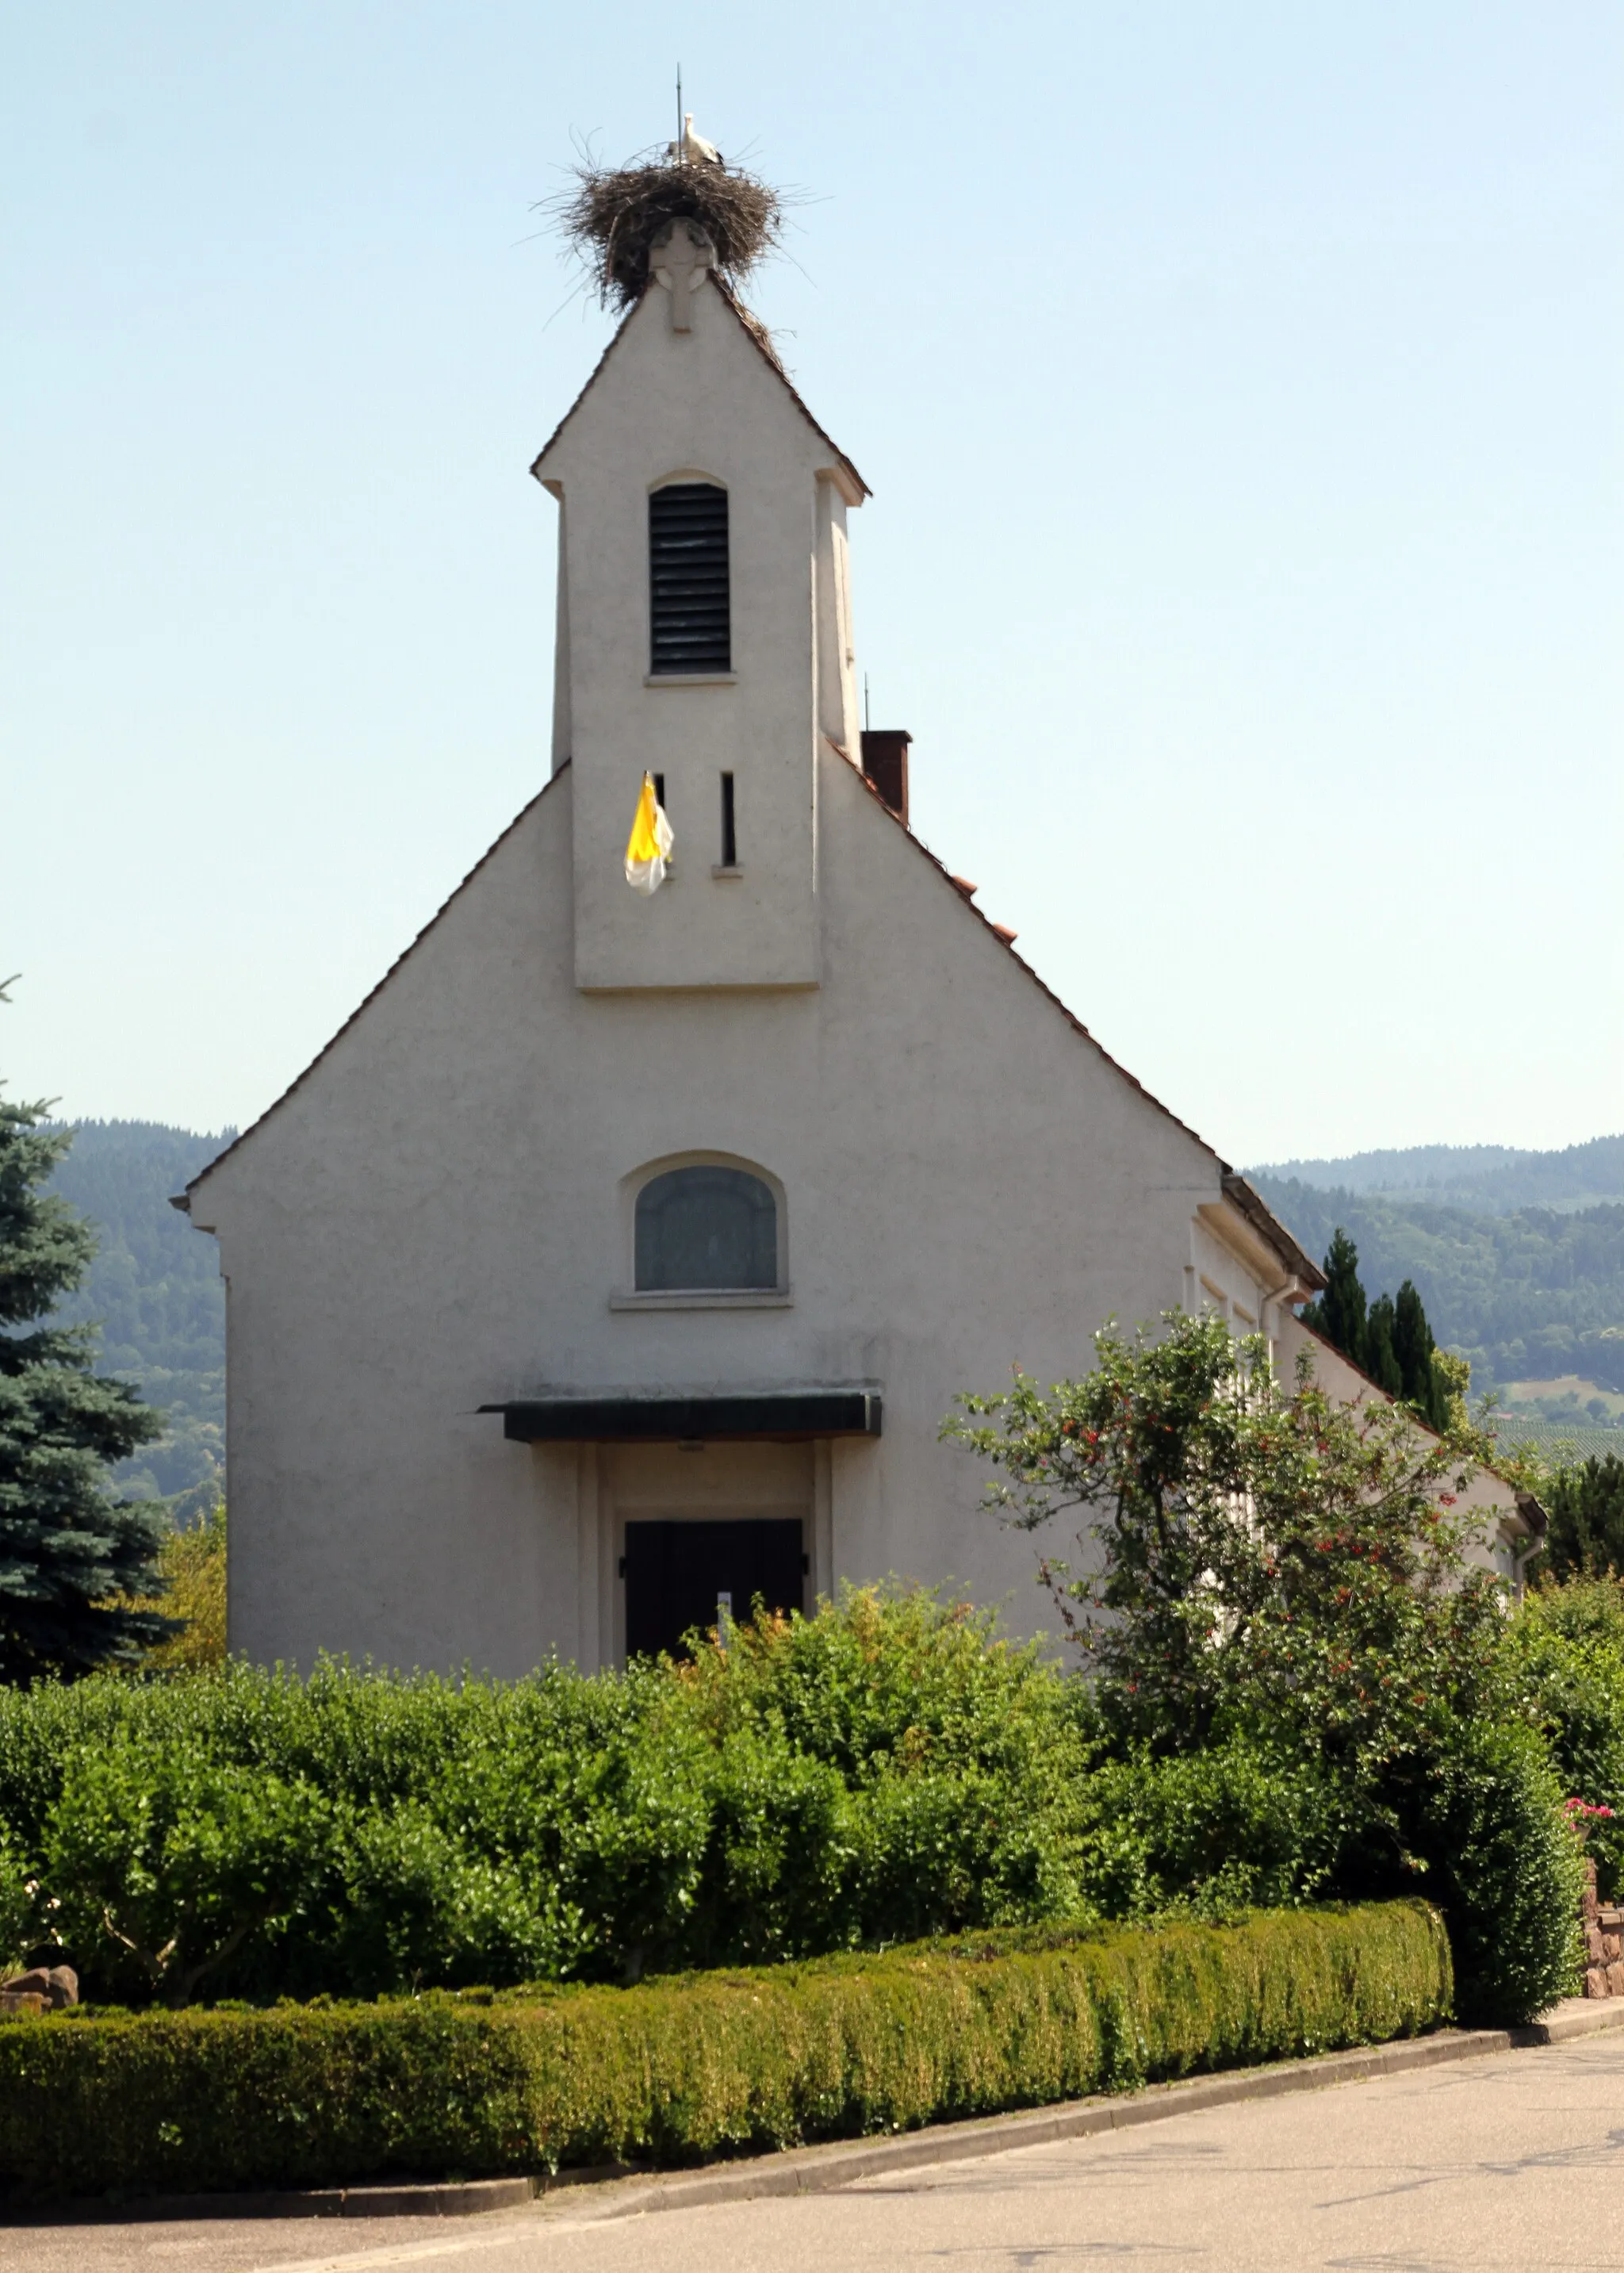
(622, 1518), (806, 1660)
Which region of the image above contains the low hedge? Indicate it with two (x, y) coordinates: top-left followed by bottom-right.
(0, 1903), (1449, 2202)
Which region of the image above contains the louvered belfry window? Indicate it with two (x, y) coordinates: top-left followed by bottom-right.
(649, 482), (731, 675)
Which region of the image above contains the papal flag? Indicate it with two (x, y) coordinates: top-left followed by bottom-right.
(623, 772), (675, 895)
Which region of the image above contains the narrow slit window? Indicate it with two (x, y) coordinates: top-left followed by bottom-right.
(720, 772), (736, 867)
(649, 483), (730, 675)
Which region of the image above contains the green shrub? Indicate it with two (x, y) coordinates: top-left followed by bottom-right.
(1077, 1741), (1346, 1918)
(0, 1903), (1450, 2201)
(0, 1825), (34, 1974)
(1372, 1719), (1582, 2026)
(0, 1591), (1095, 2003)
(0, 1588), (1580, 2029)
(1542, 1456), (1624, 1581)
(44, 1735), (331, 2005)
(1519, 1573), (1624, 1654)
(1508, 1578), (1624, 1899)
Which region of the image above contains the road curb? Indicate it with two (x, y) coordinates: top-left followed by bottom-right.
(555, 1998), (1624, 2224)
(19, 1996), (1624, 2227)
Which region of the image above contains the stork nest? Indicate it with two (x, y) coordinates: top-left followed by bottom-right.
(554, 157), (783, 312)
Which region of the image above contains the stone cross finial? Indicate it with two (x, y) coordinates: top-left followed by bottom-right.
(650, 219), (714, 332)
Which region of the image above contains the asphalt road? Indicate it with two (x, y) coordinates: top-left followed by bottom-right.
(6, 2033), (1624, 2273)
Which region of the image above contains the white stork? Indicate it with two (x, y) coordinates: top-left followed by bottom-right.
(668, 113), (723, 168)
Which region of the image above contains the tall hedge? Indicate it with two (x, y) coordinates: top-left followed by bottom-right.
(0, 1596), (1103, 2001)
(0, 1903), (1450, 2201)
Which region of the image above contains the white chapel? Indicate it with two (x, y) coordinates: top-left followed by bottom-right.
(179, 213), (1540, 1672)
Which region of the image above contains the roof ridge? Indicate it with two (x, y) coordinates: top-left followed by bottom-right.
(529, 278), (869, 500)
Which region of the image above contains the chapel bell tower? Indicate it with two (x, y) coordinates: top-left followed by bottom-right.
(531, 218), (868, 992)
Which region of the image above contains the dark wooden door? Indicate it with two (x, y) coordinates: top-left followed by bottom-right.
(623, 1518), (806, 1660)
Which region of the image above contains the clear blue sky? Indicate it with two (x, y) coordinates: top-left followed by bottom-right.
(3, 2), (1618, 1165)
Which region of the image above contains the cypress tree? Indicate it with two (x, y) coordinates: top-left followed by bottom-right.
(1303, 1232), (1455, 1431)
(1392, 1279), (1450, 1432)
(1364, 1292), (1404, 1397)
(1304, 1228), (1368, 1372)
(0, 1093), (171, 1680)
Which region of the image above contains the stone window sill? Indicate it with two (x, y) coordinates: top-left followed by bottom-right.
(711, 864), (744, 879)
(610, 1289), (791, 1312)
(644, 672), (737, 688)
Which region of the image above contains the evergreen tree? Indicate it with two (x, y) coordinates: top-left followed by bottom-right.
(1392, 1279), (1450, 1432)
(1304, 1227), (1368, 1371)
(1364, 1292), (1404, 1397)
(1543, 1455), (1624, 1580)
(1304, 1236), (1454, 1432)
(1, 1094), (171, 1680)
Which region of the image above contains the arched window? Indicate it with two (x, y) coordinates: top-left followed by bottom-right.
(649, 482), (730, 674)
(634, 1165), (777, 1291)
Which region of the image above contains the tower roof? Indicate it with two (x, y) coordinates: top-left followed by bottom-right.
(530, 276), (870, 506)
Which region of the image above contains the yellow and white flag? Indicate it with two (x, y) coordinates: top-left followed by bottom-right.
(623, 772), (674, 895)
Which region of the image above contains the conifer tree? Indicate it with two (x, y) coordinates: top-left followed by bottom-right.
(1304, 1227), (1368, 1372)
(1545, 1454), (1624, 1579)
(1305, 1235), (1452, 1432)
(0, 1092), (171, 1680)
(1364, 1291), (1404, 1397)
(1392, 1279), (1449, 1432)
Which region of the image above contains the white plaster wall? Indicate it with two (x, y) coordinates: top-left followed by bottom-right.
(535, 281), (861, 993)
(190, 753), (1232, 1673)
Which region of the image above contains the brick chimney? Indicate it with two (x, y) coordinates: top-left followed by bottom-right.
(860, 730), (912, 825)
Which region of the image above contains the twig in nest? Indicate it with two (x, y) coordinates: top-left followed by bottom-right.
(548, 154), (784, 312)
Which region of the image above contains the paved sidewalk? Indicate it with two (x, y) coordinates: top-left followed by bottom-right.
(7, 2029), (1624, 2273)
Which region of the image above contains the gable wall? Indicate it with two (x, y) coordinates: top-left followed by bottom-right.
(192, 750), (1247, 1672)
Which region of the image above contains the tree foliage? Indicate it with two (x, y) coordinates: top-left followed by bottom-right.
(43, 1119), (228, 1506)
(944, 1310), (1584, 2021)
(0, 1096), (170, 1680)
(947, 1310), (1503, 1777)
(1508, 1573), (1624, 1897)
(1542, 1455), (1624, 1581)
(1302, 1231), (1450, 1430)
(109, 1504), (227, 1673)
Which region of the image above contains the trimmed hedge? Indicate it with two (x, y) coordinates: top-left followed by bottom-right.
(0, 1903), (1450, 2202)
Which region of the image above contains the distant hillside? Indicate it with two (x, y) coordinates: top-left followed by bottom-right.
(1249, 1173), (1624, 1400)
(44, 1120), (233, 1515)
(1253, 1134), (1624, 1215)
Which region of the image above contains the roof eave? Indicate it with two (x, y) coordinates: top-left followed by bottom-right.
(1218, 1171), (1327, 1294)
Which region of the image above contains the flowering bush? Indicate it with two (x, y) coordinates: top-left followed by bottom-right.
(1562, 1797), (1616, 1834)
(947, 1309), (1507, 1779)
(949, 1309), (1580, 2021)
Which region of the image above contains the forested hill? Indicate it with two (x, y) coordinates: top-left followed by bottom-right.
(1254, 1134), (1624, 1215)
(45, 1120), (233, 1512)
(1249, 1174), (1624, 1397)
